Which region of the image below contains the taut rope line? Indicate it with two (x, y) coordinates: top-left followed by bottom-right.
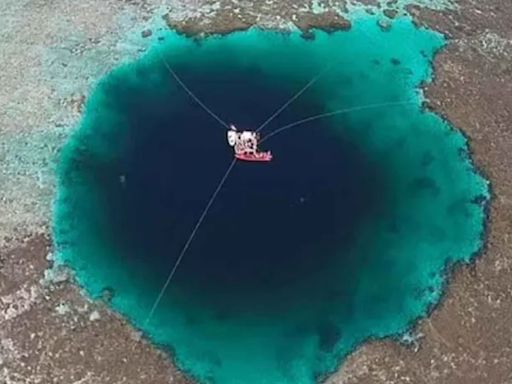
(144, 158), (237, 326)
(261, 100), (416, 143)
(146, 47), (331, 323)
(157, 48), (230, 129)
(146, 42), (414, 324)
(256, 63), (338, 134)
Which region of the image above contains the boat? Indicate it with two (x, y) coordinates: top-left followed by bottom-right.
(227, 124), (272, 162)
(235, 151), (273, 161)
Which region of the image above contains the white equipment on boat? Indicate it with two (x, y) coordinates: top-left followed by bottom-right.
(227, 124), (272, 162)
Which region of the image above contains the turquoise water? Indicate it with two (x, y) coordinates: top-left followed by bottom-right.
(54, 17), (488, 384)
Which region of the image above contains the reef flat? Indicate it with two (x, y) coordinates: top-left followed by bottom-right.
(1, 1), (511, 384)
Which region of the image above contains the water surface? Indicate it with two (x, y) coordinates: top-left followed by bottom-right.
(54, 18), (488, 384)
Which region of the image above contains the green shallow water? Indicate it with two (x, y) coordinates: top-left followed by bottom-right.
(54, 17), (489, 384)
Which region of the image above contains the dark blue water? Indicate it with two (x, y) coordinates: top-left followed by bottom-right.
(54, 20), (489, 384)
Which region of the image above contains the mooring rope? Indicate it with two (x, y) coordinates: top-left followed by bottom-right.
(145, 40), (415, 325)
(255, 63), (335, 133)
(144, 158), (237, 326)
(145, 44), (333, 324)
(157, 48), (231, 129)
(256, 61), (344, 132)
(261, 100), (416, 143)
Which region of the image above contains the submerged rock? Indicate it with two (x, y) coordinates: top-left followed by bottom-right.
(141, 29), (152, 38)
(295, 10), (351, 39)
(384, 8), (399, 19)
(378, 18), (392, 30)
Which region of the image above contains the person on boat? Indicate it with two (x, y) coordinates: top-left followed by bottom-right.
(227, 124), (272, 162)
(240, 131), (257, 154)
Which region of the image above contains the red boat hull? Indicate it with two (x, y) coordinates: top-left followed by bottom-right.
(235, 151), (272, 162)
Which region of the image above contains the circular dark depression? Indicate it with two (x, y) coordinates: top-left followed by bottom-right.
(54, 23), (488, 384)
